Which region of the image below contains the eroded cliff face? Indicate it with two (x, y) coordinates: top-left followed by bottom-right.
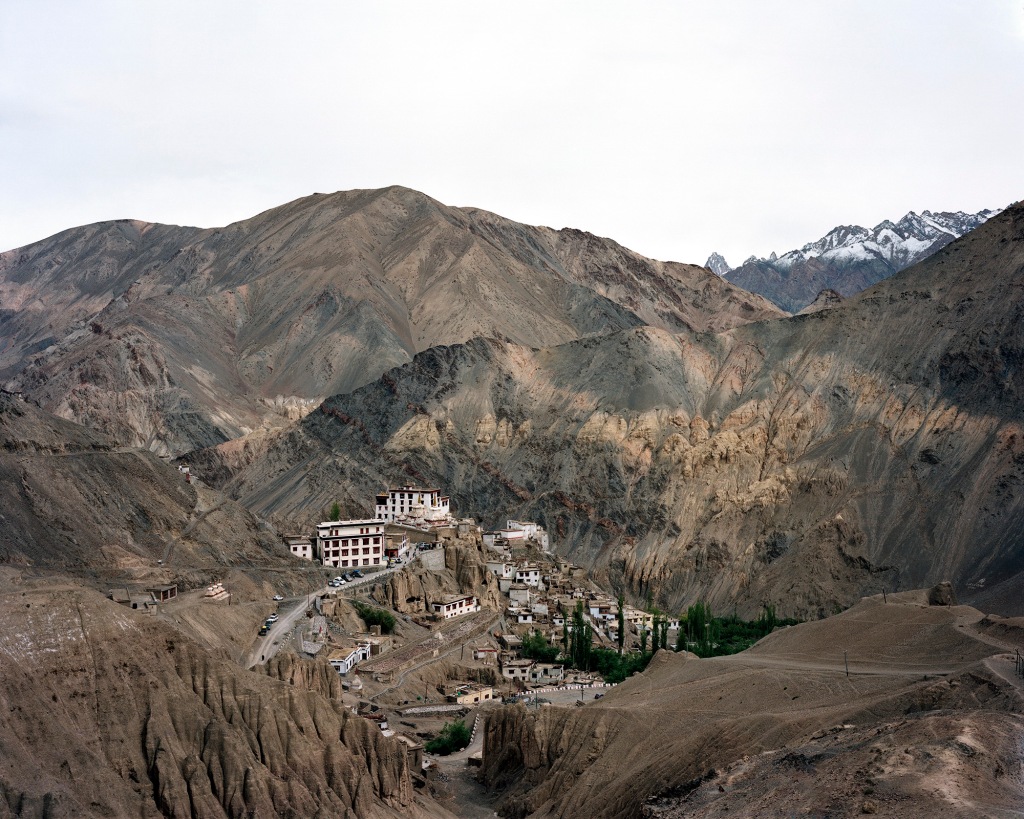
(480, 595), (1024, 819)
(198, 202), (1024, 617)
(0, 583), (437, 819)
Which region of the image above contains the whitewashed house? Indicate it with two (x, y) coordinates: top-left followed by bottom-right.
(328, 642), (372, 675)
(431, 594), (480, 620)
(284, 535), (314, 561)
(500, 659), (534, 682)
(530, 663), (564, 684)
(516, 565), (542, 588)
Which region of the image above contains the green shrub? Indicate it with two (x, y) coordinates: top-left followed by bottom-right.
(425, 720), (471, 755)
(352, 601), (396, 634)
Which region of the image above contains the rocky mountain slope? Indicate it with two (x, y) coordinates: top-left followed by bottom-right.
(0, 393), (288, 584)
(481, 591), (1024, 818)
(0, 577), (449, 819)
(714, 207), (998, 312)
(0, 187), (780, 455)
(195, 200), (1024, 618)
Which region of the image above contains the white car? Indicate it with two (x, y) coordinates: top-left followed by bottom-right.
(272, 594), (283, 601)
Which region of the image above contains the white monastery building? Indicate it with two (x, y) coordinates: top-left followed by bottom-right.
(317, 519), (386, 569)
(375, 485), (452, 527)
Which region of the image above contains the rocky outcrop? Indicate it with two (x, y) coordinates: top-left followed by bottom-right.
(928, 581), (958, 606)
(371, 538), (503, 614)
(0, 584), (440, 819)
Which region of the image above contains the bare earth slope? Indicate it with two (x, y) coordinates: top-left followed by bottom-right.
(196, 200), (1024, 617)
(0, 580), (447, 819)
(0, 187), (780, 455)
(481, 593), (1024, 819)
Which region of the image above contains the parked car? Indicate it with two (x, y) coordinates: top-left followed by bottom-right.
(258, 625), (270, 636)
(352, 570), (363, 578)
(266, 613), (279, 624)
(328, 579), (341, 587)
(272, 594), (283, 601)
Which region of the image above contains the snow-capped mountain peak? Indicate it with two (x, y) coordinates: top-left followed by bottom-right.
(755, 207), (1000, 272)
(704, 251), (732, 276)
(723, 205), (1002, 313)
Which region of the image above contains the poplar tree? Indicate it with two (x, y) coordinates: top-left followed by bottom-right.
(616, 594), (625, 655)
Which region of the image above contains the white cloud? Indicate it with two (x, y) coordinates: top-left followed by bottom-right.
(1, 0), (1021, 266)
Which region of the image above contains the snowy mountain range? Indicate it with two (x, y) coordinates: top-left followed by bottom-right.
(710, 208), (1001, 312)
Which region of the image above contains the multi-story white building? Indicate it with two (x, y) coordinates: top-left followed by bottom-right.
(375, 485), (451, 525)
(515, 565), (542, 588)
(317, 519), (386, 569)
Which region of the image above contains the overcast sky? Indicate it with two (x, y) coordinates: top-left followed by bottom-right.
(2, 1), (1022, 267)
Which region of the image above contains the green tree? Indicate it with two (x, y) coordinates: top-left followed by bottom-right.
(569, 601), (592, 670)
(329, 501), (341, 520)
(522, 629), (560, 663)
(639, 625), (649, 654)
(616, 594), (625, 655)
(756, 603), (778, 635)
(674, 618), (687, 652)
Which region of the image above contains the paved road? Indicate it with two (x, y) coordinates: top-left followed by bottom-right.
(243, 554), (421, 668)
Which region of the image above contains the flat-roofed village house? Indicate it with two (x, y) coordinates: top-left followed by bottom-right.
(500, 659), (534, 682)
(284, 534), (314, 561)
(446, 683), (494, 705)
(147, 584), (177, 602)
(431, 594), (480, 620)
(317, 519), (386, 569)
(508, 584), (532, 606)
(486, 559), (515, 579)
(506, 520), (550, 550)
(530, 663), (564, 684)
